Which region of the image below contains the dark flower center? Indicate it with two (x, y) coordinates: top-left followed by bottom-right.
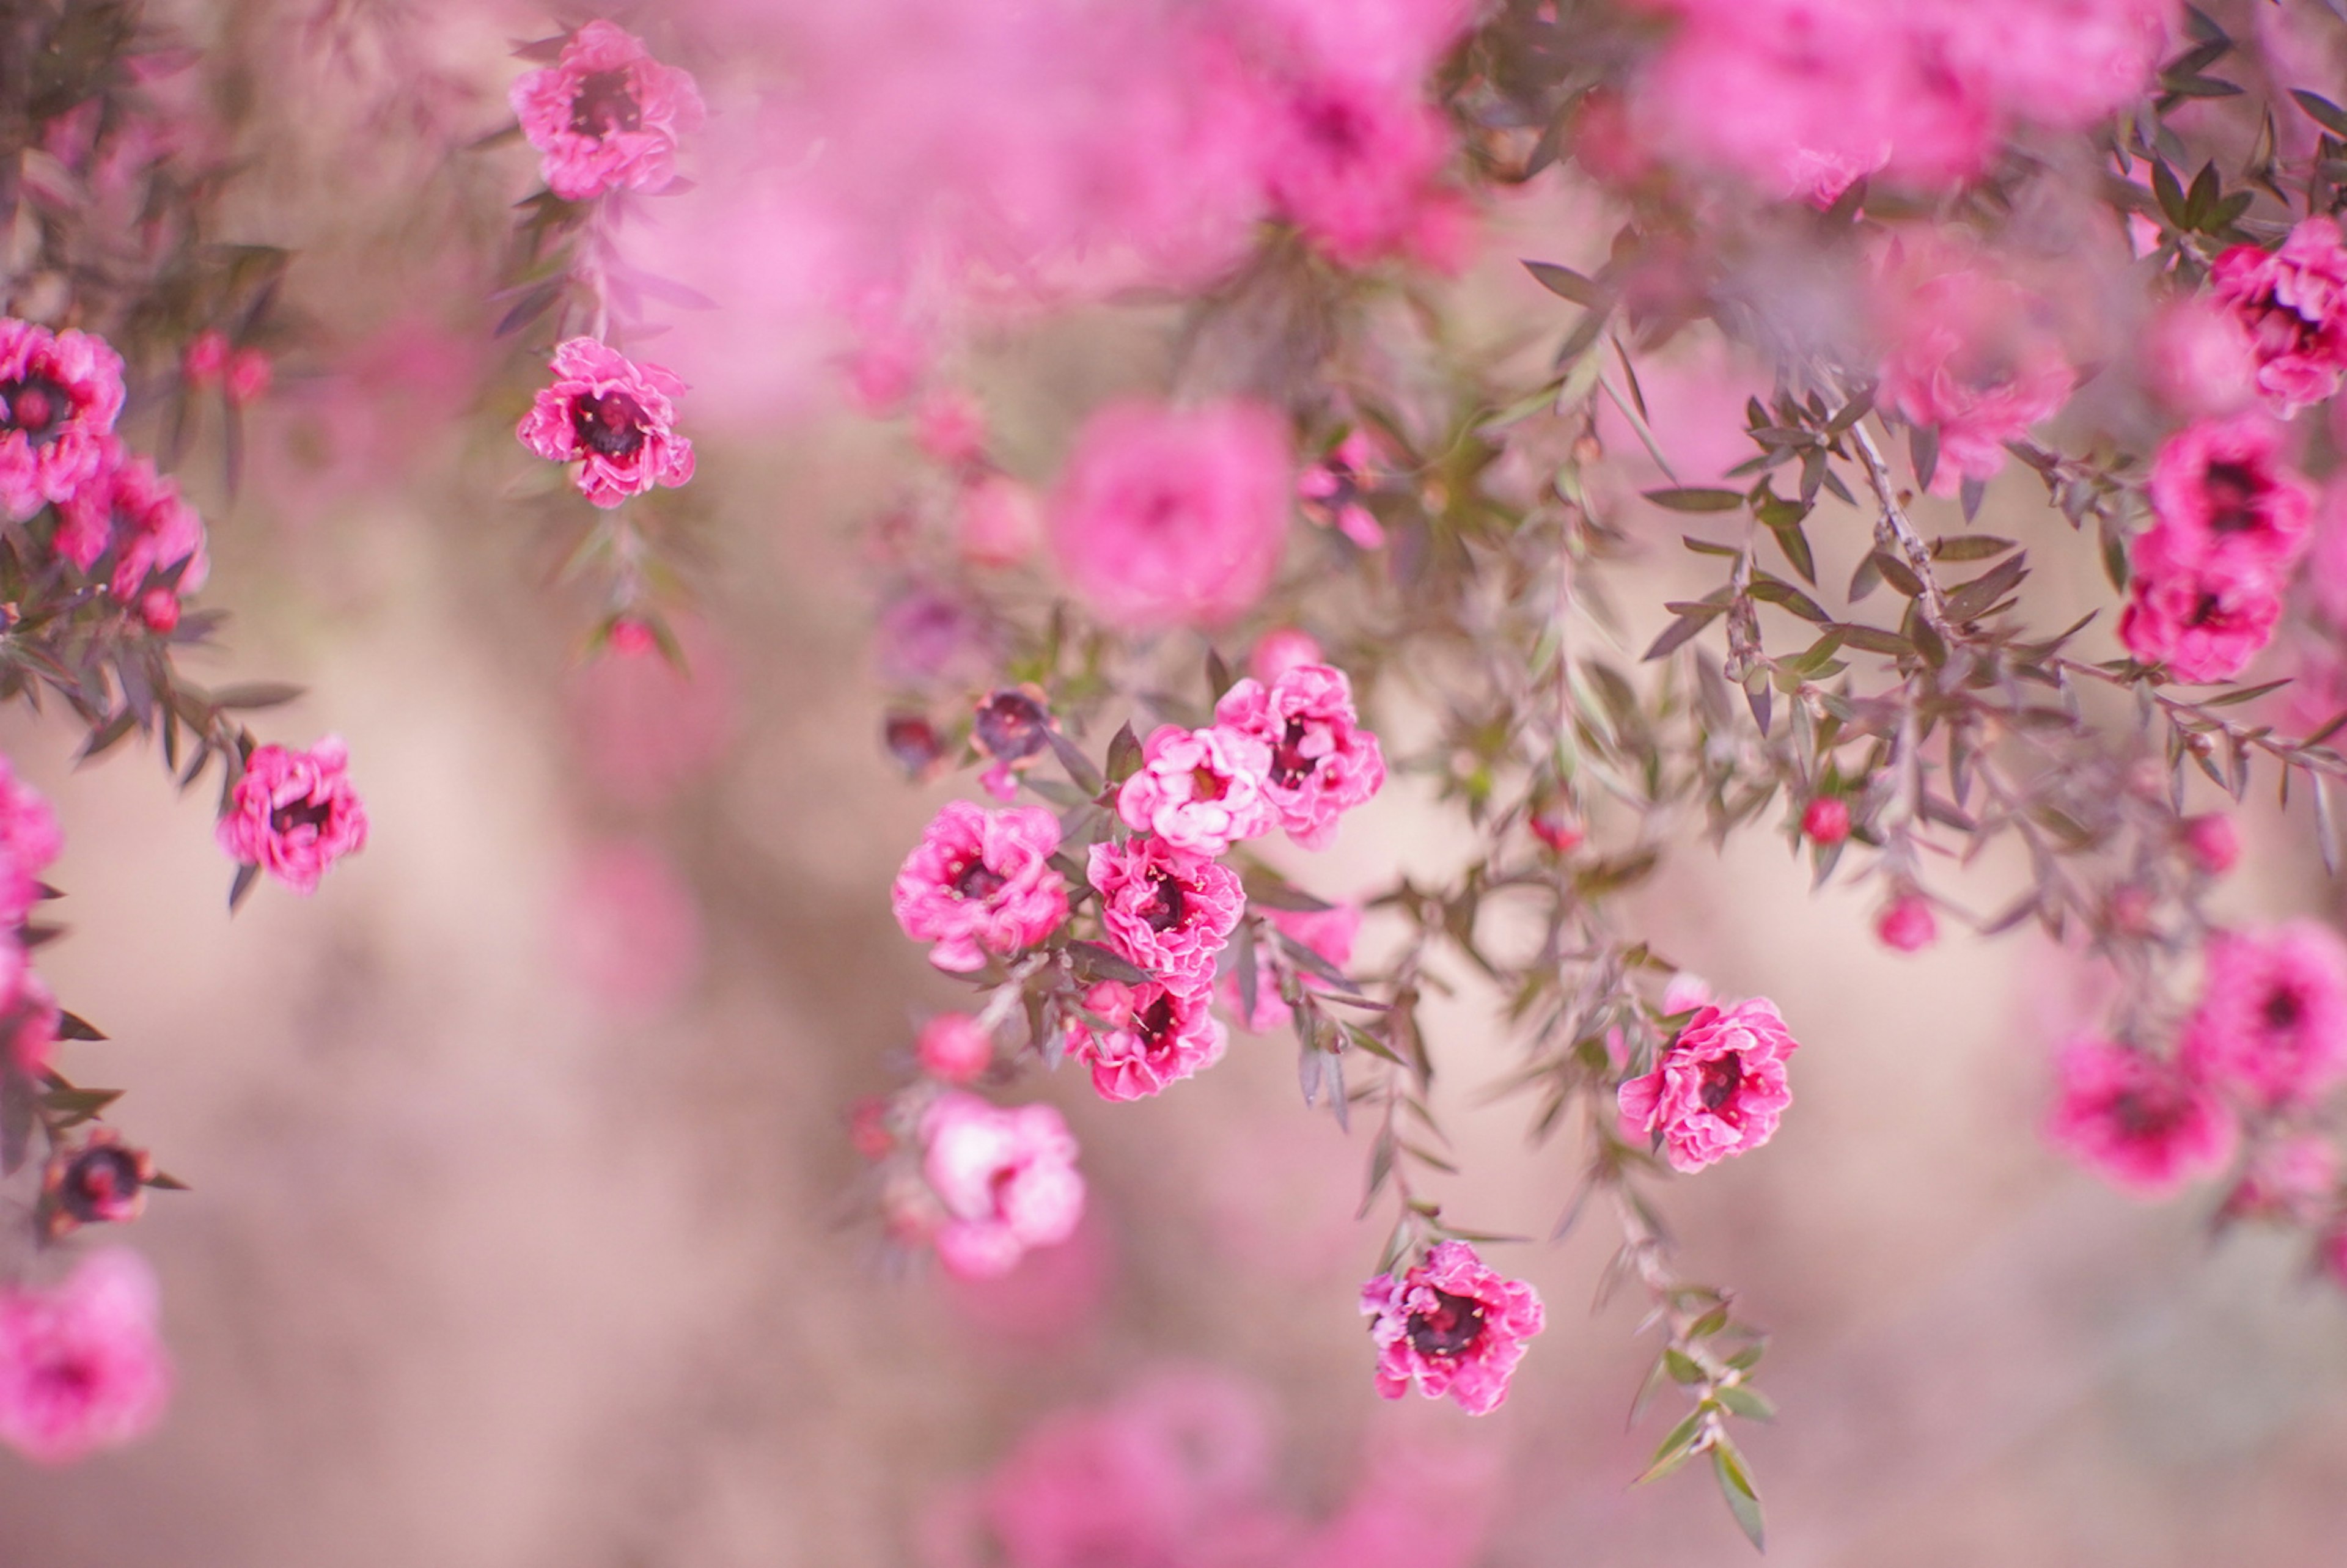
(1405, 1288), (1488, 1359)
(568, 69), (642, 138)
(0, 374), (70, 444)
(1269, 718), (1315, 789)
(61, 1147), (142, 1222)
(271, 796), (335, 837)
(571, 391), (648, 460)
(37, 1352), (98, 1398)
(1189, 764), (1227, 801)
(1142, 870), (1187, 932)
(1299, 94), (1370, 161)
(2203, 461), (2263, 534)
(2110, 1086), (2187, 1140)
(1137, 992), (1177, 1043)
(974, 690), (1051, 761)
(951, 854), (1007, 902)
(2263, 985), (2305, 1033)
(2188, 589), (2227, 628)
(1699, 1050), (1744, 1112)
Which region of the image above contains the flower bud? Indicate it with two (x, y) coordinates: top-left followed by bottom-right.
(2182, 813), (2241, 876)
(916, 1013), (994, 1084)
(40, 1129), (153, 1237)
(1801, 796), (1851, 844)
(183, 329), (229, 387)
(1876, 894), (1938, 953)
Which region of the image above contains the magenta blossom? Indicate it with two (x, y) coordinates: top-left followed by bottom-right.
(1212, 664), (1386, 851)
(916, 1013), (995, 1085)
(2223, 1134), (2337, 1225)
(1876, 262), (2077, 494)
(56, 447), (210, 609)
(1087, 835), (1245, 990)
(2118, 548), (2282, 683)
(1617, 997), (1800, 1173)
(1259, 72), (1455, 268)
(0, 320), (125, 521)
(0, 1249), (171, 1464)
(2181, 813), (2240, 876)
(892, 802), (1068, 974)
(1067, 978), (1229, 1101)
(2209, 218), (2347, 418)
(216, 736), (368, 895)
(2180, 923), (2347, 1108)
(920, 1093), (1084, 1279)
(516, 338), (696, 508)
(1222, 902), (1363, 1033)
(2045, 1037), (2236, 1197)
(1360, 1240), (1545, 1415)
(1047, 399), (1291, 629)
(1296, 431), (1387, 549)
(1876, 895), (1937, 953)
(1115, 723), (1277, 855)
(2135, 414), (2313, 579)
(0, 757), (61, 929)
(510, 21), (705, 202)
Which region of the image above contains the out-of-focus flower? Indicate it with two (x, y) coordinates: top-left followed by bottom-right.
(2134, 414), (2312, 579)
(223, 348), (273, 408)
(2180, 923), (2347, 1108)
(915, 389), (988, 467)
(182, 330), (230, 387)
(1875, 254), (2077, 495)
(510, 20), (705, 202)
(556, 840), (703, 1019)
(1221, 902), (1362, 1033)
(1296, 430), (1387, 549)
(56, 448), (209, 610)
(516, 337), (696, 508)
(567, 614), (738, 807)
(1360, 1240), (1545, 1415)
(1116, 723), (1277, 856)
(1087, 835), (1244, 990)
(0, 758), (61, 929)
(2143, 296), (2260, 420)
(2118, 548), (2283, 683)
(1066, 978), (1228, 1101)
(2209, 218), (2347, 417)
(1249, 628), (1323, 684)
(2222, 1134), (2336, 1224)
(1258, 74), (1456, 268)
(1529, 806), (1584, 855)
(876, 585), (999, 691)
(2045, 1036), (2235, 1196)
(0, 320), (125, 521)
(1048, 400), (1291, 629)
(40, 1129), (153, 1238)
(0, 1249), (171, 1465)
(1213, 664), (1384, 851)
(1800, 796), (1850, 845)
(2181, 813), (2241, 876)
(892, 802), (1069, 973)
(921, 1093), (1084, 1278)
(216, 736), (368, 895)
(1876, 894), (1938, 953)
(1617, 997), (1801, 1173)
(955, 473), (1043, 568)
(917, 1013), (996, 1085)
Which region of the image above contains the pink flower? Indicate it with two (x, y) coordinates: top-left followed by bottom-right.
(1259, 74), (1455, 268)
(920, 1093), (1084, 1279)
(2118, 549), (2283, 683)
(1930, 0), (2176, 132)
(1212, 664), (1386, 851)
(1296, 431), (1387, 549)
(1249, 628), (1324, 684)
(1876, 895), (1938, 953)
(1359, 1240), (1545, 1415)
(1800, 796), (1850, 844)
(0, 758), (61, 929)
(215, 736), (369, 895)
(2180, 923), (2347, 1108)
(1529, 807), (1583, 855)
(1876, 262), (2077, 494)
(2142, 297), (2259, 420)
(1115, 724), (1277, 855)
(892, 802), (1070, 973)
(518, 338), (695, 508)
(2134, 414), (2313, 578)
(182, 330), (229, 387)
(2045, 1037), (2236, 1196)
(224, 348), (273, 408)
(2182, 813), (2241, 876)
(1086, 835), (1245, 989)
(2223, 1134), (2337, 1224)
(0, 320), (125, 521)
(0, 1249), (171, 1464)
(2209, 218), (2347, 418)
(917, 1013), (996, 1084)
(0, 952), (57, 1080)
(510, 20), (705, 202)
(955, 474), (1042, 568)
(1066, 978), (1229, 1101)
(914, 389), (988, 467)
(55, 448), (210, 607)
(1618, 998), (1801, 1173)
(1047, 400), (1291, 629)
(1221, 902), (1363, 1033)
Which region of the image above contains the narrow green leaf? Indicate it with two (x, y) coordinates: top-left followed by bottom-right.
(1643, 488), (1745, 513)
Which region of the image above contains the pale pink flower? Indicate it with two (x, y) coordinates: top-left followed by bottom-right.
(917, 1013), (996, 1085)
(516, 337), (696, 508)
(0, 1249), (171, 1465)
(1222, 903), (1363, 1033)
(0, 320), (125, 521)
(55, 447), (209, 609)
(1876, 261), (2077, 494)
(2143, 296), (2260, 420)
(1115, 724), (1277, 855)
(1212, 664), (1386, 851)
(955, 474), (1042, 568)
(1086, 835), (1245, 989)
(920, 1093), (1084, 1279)
(1360, 1240), (1545, 1415)
(2181, 923), (2347, 1108)
(2222, 1134), (2337, 1224)
(1067, 978), (1229, 1101)
(0, 757), (61, 929)
(892, 802), (1069, 973)
(2182, 813), (2241, 876)
(510, 21), (705, 202)
(1048, 400), (1291, 629)
(1618, 997), (1801, 1173)
(2134, 414), (2313, 578)
(1249, 628), (1323, 684)
(1876, 895), (1938, 953)
(2046, 1037), (2236, 1196)
(1296, 430), (1387, 549)
(216, 736), (368, 895)
(2118, 549), (2283, 683)
(2209, 218), (2347, 418)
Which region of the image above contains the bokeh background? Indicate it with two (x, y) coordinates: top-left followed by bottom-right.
(2, 2), (2347, 1564)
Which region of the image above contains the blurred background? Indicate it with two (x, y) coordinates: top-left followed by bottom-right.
(1, 2), (2346, 1564)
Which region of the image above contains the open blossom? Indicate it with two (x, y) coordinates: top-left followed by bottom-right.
(1258, 72), (1458, 268)
(0, 320), (125, 520)
(2209, 219), (2347, 418)
(1360, 1240), (1545, 1415)
(1047, 400), (1291, 629)
(56, 448), (210, 609)
(1618, 997), (1800, 1173)
(1116, 724), (1276, 855)
(2180, 923), (2347, 1108)
(1066, 978), (1229, 1101)
(892, 802), (1068, 973)
(2134, 414), (2313, 578)
(1087, 835), (1245, 989)
(921, 1094), (1084, 1279)
(516, 338), (696, 508)
(2117, 548), (2283, 683)
(0, 1249), (171, 1464)
(0, 757), (61, 929)
(1222, 901), (1362, 1033)
(216, 736), (369, 895)
(510, 21), (704, 201)
(1876, 261), (2077, 494)
(1212, 664), (1385, 851)
(2046, 1037), (2236, 1196)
